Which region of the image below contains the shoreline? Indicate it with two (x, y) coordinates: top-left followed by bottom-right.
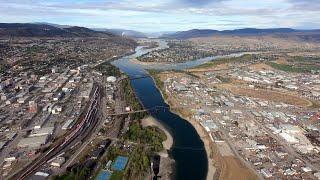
(141, 116), (175, 180)
(148, 74), (216, 180)
(167, 104), (216, 180)
(129, 51), (256, 68)
(141, 116), (173, 150)
(129, 57), (168, 66)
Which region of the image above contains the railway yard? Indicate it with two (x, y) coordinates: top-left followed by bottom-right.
(0, 60), (123, 178)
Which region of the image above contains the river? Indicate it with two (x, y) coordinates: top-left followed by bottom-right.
(112, 40), (211, 180)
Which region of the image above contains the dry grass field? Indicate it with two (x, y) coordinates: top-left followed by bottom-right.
(188, 63), (230, 73)
(275, 57), (290, 64)
(219, 83), (312, 107)
(218, 156), (258, 180)
(248, 63), (274, 71)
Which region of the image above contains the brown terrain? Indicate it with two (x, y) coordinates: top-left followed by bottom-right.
(275, 57), (290, 64)
(190, 35), (320, 51)
(217, 156), (258, 180)
(217, 83), (311, 107)
(188, 63), (230, 73)
(248, 63), (275, 71)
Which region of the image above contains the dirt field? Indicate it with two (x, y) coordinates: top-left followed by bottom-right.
(287, 51), (320, 57)
(249, 63), (274, 71)
(276, 57), (290, 64)
(219, 83), (311, 107)
(216, 142), (234, 157)
(218, 156), (258, 180)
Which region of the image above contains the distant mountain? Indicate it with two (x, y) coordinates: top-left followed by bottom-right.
(64, 26), (115, 37)
(161, 29), (219, 39)
(33, 22), (71, 29)
(221, 28), (297, 35)
(93, 28), (147, 38)
(0, 23), (116, 38)
(161, 28), (320, 40)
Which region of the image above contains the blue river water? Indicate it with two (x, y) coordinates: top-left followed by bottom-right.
(112, 44), (208, 180)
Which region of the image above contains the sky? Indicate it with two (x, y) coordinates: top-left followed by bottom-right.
(0, 0), (319, 32)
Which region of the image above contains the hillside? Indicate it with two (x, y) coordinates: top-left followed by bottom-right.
(94, 28), (147, 38)
(161, 28), (320, 42)
(0, 23), (116, 38)
(161, 29), (219, 39)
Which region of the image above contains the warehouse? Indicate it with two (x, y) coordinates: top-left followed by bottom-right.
(279, 132), (298, 144)
(30, 127), (54, 137)
(62, 119), (74, 130)
(50, 157), (66, 167)
(17, 135), (49, 148)
(107, 76), (117, 83)
(280, 124), (302, 134)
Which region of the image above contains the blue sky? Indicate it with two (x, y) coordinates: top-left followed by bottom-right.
(0, 0), (319, 32)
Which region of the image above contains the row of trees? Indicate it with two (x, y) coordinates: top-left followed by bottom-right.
(148, 70), (167, 99)
(196, 54), (253, 68)
(53, 164), (92, 180)
(266, 62), (317, 73)
(121, 78), (148, 120)
(122, 146), (150, 180)
(95, 61), (121, 77)
(125, 121), (166, 152)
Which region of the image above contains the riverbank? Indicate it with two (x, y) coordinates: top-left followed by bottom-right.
(129, 56), (168, 66)
(141, 116), (175, 180)
(141, 116), (173, 150)
(148, 72), (216, 180)
(169, 106), (216, 180)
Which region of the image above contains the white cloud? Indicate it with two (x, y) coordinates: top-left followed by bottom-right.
(0, 0), (319, 31)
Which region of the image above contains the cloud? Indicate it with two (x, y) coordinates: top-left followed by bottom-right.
(0, 0), (319, 31)
(289, 0), (318, 2)
(177, 0), (227, 7)
(288, 0), (320, 11)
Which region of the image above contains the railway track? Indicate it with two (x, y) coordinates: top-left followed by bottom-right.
(12, 85), (102, 180)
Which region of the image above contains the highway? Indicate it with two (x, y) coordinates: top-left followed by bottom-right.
(11, 84), (102, 180)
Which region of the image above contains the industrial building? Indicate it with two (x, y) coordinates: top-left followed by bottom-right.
(30, 127), (54, 137)
(62, 119), (75, 130)
(17, 135), (49, 148)
(50, 157), (66, 167)
(106, 76), (117, 83)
